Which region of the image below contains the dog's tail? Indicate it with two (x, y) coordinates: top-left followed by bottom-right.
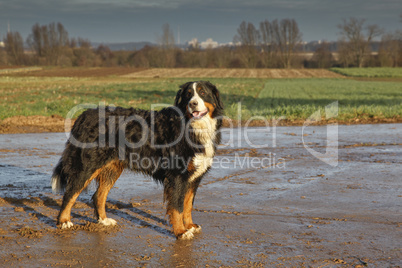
(51, 160), (67, 193)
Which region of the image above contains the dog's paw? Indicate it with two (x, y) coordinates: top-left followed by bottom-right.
(60, 221), (74, 229)
(178, 229), (195, 240)
(188, 224), (202, 234)
(98, 218), (117, 226)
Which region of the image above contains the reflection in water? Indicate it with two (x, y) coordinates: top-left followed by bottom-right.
(169, 239), (197, 267)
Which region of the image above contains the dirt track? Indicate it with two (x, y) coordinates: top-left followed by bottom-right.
(0, 124), (401, 267)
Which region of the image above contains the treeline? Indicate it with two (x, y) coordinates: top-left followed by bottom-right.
(1, 22), (110, 67)
(1, 17), (401, 68)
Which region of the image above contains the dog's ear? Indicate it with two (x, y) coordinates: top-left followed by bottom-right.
(175, 82), (193, 107)
(206, 81), (224, 110)
(175, 82), (189, 107)
(174, 88), (183, 107)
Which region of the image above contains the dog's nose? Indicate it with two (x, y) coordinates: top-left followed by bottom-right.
(189, 100), (198, 109)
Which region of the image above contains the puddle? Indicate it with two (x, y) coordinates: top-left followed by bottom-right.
(0, 124), (401, 267)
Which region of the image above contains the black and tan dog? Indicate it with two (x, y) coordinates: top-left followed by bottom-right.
(51, 81), (224, 239)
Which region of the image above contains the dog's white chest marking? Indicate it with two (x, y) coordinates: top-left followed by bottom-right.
(189, 115), (217, 182)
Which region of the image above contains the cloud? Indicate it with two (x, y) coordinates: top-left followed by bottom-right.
(2, 0), (400, 15)
(68, 0), (179, 9)
(0, 0), (400, 43)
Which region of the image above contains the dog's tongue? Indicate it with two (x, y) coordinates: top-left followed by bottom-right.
(192, 109), (208, 118)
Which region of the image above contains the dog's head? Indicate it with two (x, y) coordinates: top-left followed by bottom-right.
(175, 81), (224, 120)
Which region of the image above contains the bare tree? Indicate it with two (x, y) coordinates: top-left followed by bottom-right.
(72, 38), (96, 66)
(337, 40), (353, 67)
(27, 22), (70, 65)
(3, 31), (26, 65)
(158, 23), (175, 49)
(96, 45), (115, 67)
(271, 19), (302, 68)
(234, 21), (260, 46)
(378, 32), (401, 67)
(337, 17), (383, 67)
(259, 20), (275, 67)
(260, 20), (273, 46)
(0, 49), (7, 65)
(232, 19), (302, 68)
(233, 21), (260, 68)
(154, 23), (176, 67)
(27, 23), (44, 58)
(47, 22), (69, 65)
(312, 42), (333, 68)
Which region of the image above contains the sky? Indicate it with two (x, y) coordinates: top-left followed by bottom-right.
(0, 0), (401, 45)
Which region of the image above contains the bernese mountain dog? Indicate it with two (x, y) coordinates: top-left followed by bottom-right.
(51, 81), (224, 240)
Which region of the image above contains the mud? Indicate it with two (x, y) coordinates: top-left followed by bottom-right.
(0, 124), (401, 267)
(0, 115), (67, 134)
(1, 115), (400, 134)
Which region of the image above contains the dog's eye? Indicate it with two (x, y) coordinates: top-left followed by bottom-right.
(187, 92), (192, 98)
(199, 90), (205, 96)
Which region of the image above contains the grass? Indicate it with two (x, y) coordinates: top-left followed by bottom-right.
(0, 76), (401, 122)
(243, 78), (402, 121)
(330, 67), (402, 78)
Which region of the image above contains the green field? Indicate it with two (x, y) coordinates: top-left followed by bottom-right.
(0, 75), (401, 122)
(243, 78), (402, 121)
(330, 67), (402, 78)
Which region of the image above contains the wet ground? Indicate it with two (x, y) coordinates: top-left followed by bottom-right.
(0, 124), (401, 267)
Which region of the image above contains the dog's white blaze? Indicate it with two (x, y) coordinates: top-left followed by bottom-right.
(189, 114), (217, 183)
(189, 82), (207, 113)
(98, 217), (117, 226)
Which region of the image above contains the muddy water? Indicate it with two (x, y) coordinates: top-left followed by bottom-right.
(0, 124), (401, 267)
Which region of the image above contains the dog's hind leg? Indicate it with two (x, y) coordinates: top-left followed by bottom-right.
(57, 161), (118, 229)
(57, 177), (94, 229)
(92, 160), (124, 226)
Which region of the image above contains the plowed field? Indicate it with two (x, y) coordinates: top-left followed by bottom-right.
(123, 68), (343, 78)
(3, 67), (343, 78)
(2, 67), (145, 77)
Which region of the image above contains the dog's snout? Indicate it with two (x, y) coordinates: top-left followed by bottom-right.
(189, 100), (198, 109)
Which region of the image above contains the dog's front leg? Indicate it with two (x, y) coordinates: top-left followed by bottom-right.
(165, 178), (194, 240)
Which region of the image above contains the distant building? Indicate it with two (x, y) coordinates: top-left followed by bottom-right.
(200, 38), (218, 49)
(188, 38), (200, 49)
(186, 38), (234, 50)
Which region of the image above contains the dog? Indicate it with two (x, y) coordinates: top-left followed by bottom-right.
(51, 81), (224, 239)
